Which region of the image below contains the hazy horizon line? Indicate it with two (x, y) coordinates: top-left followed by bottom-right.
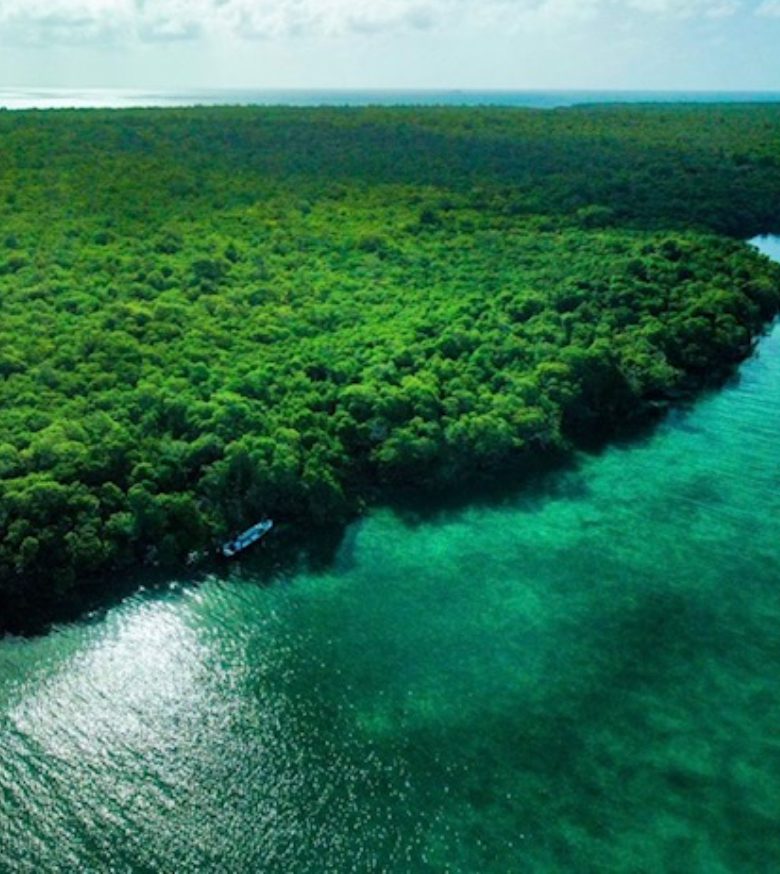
(3, 86), (780, 113)
(3, 86), (780, 93)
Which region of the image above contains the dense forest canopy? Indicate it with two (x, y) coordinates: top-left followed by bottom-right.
(1, 104), (780, 620)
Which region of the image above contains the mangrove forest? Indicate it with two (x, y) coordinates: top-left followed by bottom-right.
(2, 104), (780, 621)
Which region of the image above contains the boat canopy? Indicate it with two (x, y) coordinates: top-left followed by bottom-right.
(221, 519), (273, 558)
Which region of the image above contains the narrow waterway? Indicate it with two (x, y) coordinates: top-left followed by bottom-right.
(1, 239), (779, 873)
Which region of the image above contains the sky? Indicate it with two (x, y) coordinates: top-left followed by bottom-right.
(0, 0), (778, 91)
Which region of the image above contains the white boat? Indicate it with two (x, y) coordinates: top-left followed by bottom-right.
(220, 519), (273, 558)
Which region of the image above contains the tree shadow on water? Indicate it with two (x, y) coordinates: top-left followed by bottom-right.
(384, 451), (588, 531)
(1, 521), (351, 639)
(2, 376), (746, 639)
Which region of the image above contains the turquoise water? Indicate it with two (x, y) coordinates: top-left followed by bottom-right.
(1, 87), (779, 110)
(1, 241), (780, 872)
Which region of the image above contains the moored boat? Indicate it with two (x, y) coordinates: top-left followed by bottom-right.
(220, 519), (274, 558)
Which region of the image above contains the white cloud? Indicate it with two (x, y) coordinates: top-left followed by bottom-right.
(0, 0), (130, 44)
(0, 0), (449, 44)
(0, 0), (756, 46)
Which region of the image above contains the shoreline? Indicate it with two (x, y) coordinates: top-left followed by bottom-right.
(3, 319), (775, 638)
(2, 107), (780, 631)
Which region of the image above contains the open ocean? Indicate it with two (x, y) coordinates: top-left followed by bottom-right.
(1, 87), (780, 110)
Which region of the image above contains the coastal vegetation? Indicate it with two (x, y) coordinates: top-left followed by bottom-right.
(1, 104), (780, 618)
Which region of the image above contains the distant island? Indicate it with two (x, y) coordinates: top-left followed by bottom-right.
(1, 104), (780, 624)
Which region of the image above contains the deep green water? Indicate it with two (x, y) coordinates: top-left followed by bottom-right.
(2, 241), (780, 873)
